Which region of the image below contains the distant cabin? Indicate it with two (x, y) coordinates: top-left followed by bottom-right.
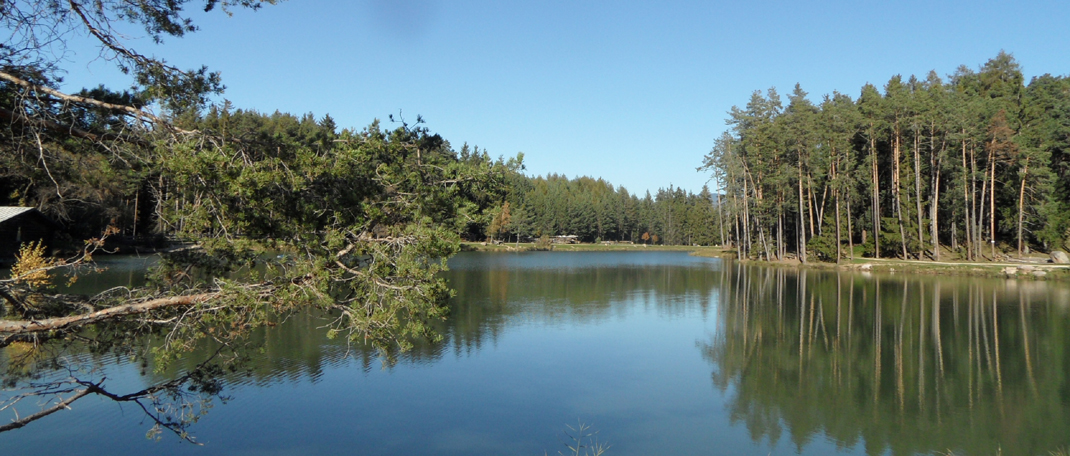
(551, 235), (579, 244)
(0, 207), (58, 261)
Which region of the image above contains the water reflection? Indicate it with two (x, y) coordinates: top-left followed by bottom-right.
(150, 251), (723, 382)
(7, 252), (1070, 455)
(445, 251), (720, 354)
(701, 262), (1070, 456)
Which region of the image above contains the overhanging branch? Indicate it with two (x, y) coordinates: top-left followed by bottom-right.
(0, 293), (217, 336)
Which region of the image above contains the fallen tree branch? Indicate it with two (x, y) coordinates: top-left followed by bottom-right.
(0, 293), (217, 335)
(0, 388), (91, 432)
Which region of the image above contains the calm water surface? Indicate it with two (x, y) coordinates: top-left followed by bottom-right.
(2, 251), (1070, 455)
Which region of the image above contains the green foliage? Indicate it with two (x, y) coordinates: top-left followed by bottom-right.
(702, 52), (1070, 261)
(534, 235), (553, 251)
(806, 227), (838, 262)
(136, 112), (518, 358)
(497, 174), (721, 246)
(3, 103), (517, 367)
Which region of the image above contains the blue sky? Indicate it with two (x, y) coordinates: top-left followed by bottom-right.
(59, 0), (1070, 196)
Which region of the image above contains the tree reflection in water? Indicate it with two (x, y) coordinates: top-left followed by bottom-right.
(700, 262), (1070, 456)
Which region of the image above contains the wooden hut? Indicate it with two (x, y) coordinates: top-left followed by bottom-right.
(0, 207), (58, 261)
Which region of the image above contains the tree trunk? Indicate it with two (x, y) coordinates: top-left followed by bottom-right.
(847, 191), (855, 260)
(894, 125), (908, 258)
(971, 143), (980, 260)
(930, 132), (944, 261)
(961, 136), (972, 261)
(743, 176), (752, 259)
(778, 207), (785, 261)
(931, 162), (942, 261)
(808, 171), (818, 238)
(835, 191), (843, 264)
(732, 193), (741, 258)
(799, 164), (807, 263)
(833, 152), (842, 263)
(1017, 159), (1029, 258)
(759, 223), (772, 262)
(717, 193), (726, 247)
(988, 147), (996, 259)
(915, 132), (925, 257)
(871, 133), (881, 259)
(979, 157), (989, 259)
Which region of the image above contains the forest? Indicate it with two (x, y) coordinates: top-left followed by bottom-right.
(478, 172), (722, 246)
(440, 53), (1070, 263)
(4, 4), (1070, 352)
(702, 52), (1070, 263)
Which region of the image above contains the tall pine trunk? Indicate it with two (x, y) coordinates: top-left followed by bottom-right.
(988, 147), (996, 259)
(778, 208), (785, 261)
(798, 164), (807, 263)
(808, 172), (818, 238)
(871, 134), (881, 259)
(743, 174), (752, 259)
(847, 191), (855, 260)
(979, 157), (989, 259)
(971, 144), (980, 260)
(835, 192), (843, 264)
(930, 162), (942, 261)
(1017, 159), (1029, 258)
(833, 150), (842, 263)
(930, 129), (944, 261)
(894, 125), (908, 258)
(717, 193), (726, 247)
(914, 133), (924, 258)
(961, 136), (972, 261)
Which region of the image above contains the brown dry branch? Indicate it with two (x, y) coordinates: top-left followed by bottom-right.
(0, 293), (217, 336)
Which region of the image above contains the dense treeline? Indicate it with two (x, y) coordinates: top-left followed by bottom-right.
(0, 98), (515, 249)
(472, 172), (723, 246)
(702, 52), (1070, 262)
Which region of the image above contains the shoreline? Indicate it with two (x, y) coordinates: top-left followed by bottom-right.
(700, 250), (1070, 281)
(460, 242), (1070, 280)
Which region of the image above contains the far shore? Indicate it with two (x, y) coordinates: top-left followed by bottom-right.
(460, 241), (1070, 281)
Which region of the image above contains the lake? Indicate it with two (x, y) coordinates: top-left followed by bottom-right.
(2, 251), (1070, 455)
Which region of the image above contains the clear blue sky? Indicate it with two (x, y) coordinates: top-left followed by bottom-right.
(60, 0), (1070, 196)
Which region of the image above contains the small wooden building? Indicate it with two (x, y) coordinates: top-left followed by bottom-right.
(551, 235), (580, 244)
(0, 207), (58, 261)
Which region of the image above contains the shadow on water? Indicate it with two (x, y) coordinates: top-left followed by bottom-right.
(700, 261), (1070, 456)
